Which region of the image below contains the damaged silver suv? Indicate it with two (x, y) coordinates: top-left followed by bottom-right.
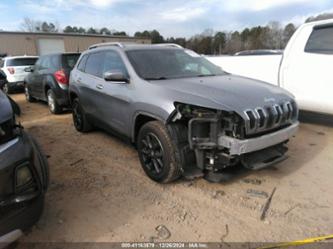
(69, 43), (299, 183)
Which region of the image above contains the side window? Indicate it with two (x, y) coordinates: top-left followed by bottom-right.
(305, 26), (333, 54)
(77, 55), (88, 72)
(42, 56), (51, 69)
(40, 57), (51, 70)
(0, 59), (4, 68)
(85, 52), (104, 78)
(35, 58), (44, 71)
(49, 56), (59, 69)
(102, 51), (128, 76)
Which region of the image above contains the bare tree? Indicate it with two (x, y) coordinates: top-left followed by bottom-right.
(20, 18), (59, 32)
(262, 21), (284, 49)
(20, 17), (40, 32)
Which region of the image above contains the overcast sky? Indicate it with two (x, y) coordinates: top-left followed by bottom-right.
(0, 0), (332, 37)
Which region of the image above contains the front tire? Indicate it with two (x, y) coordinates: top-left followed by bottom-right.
(47, 89), (62, 114)
(72, 98), (93, 132)
(137, 121), (183, 183)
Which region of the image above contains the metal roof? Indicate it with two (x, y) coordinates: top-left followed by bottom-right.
(0, 31), (149, 40)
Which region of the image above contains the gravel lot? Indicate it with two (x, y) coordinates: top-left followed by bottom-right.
(11, 93), (333, 243)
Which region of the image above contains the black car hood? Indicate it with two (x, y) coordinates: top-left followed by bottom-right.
(0, 91), (13, 123)
(155, 74), (295, 118)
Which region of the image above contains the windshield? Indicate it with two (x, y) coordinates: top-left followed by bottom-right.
(6, 58), (38, 67)
(126, 49), (225, 80)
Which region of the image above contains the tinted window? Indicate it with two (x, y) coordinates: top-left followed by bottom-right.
(6, 58), (38, 67)
(39, 57), (50, 70)
(126, 49), (225, 80)
(62, 54), (80, 69)
(42, 56), (57, 69)
(102, 51), (127, 76)
(34, 58), (42, 70)
(85, 52), (104, 77)
(77, 55), (88, 72)
(0, 60), (4, 68)
(49, 56), (60, 69)
(305, 26), (333, 54)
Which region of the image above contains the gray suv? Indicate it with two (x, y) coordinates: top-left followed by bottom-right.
(69, 43), (299, 183)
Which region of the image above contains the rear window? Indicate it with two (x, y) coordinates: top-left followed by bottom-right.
(305, 26), (333, 54)
(6, 58), (38, 67)
(62, 54), (80, 69)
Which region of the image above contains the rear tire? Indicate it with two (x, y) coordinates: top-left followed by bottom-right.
(47, 89), (62, 114)
(72, 98), (93, 132)
(25, 84), (35, 102)
(137, 121), (183, 183)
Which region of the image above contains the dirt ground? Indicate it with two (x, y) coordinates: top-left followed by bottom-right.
(11, 93), (333, 243)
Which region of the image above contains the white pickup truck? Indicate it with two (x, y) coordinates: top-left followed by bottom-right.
(207, 19), (333, 115)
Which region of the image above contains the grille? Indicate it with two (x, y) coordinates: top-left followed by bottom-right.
(0, 119), (15, 145)
(244, 101), (297, 135)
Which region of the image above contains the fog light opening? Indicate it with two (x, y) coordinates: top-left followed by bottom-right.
(16, 164), (33, 188)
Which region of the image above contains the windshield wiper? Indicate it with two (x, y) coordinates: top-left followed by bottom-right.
(196, 74), (216, 77)
(145, 76), (169, 80)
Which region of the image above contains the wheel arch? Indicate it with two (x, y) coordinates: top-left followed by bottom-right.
(44, 75), (57, 98)
(132, 112), (165, 144)
(69, 91), (79, 105)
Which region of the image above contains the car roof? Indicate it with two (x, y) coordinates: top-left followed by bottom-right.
(123, 45), (183, 51)
(88, 42), (183, 52)
(301, 18), (333, 29)
(41, 52), (81, 57)
(3, 55), (38, 60)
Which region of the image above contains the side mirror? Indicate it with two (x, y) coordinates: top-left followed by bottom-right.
(104, 70), (129, 83)
(24, 66), (34, 73)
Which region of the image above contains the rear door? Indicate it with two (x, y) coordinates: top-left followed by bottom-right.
(76, 52), (105, 120)
(35, 56), (50, 99)
(29, 57), (44, 96)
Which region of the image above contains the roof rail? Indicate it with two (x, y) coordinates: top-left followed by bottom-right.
(89, 42), (125, 50)
(154, 43), (183, 49)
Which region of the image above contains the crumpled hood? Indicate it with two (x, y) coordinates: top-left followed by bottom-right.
(0, 91), (13, 123)
(153, 74), (295, 118)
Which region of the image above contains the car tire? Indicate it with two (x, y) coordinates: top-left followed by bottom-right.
(72, 98), (93, 132)
(137, 121), (183, 183)
(24, 84), (35, 102)
(2, 83), (12, 94)
(47, 89), (62, 114)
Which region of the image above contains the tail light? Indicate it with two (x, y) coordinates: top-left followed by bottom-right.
(7, 67), (15, 74)
(54, 69), (68, 85)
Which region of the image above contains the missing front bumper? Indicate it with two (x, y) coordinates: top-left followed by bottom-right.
(187, 117), (298, 171)
(218, 122), (299, 155)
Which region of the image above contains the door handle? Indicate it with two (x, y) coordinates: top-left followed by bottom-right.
(77, 77), (82, 83)
(96, 84), (103, 90)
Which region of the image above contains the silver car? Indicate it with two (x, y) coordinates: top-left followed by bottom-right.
(69, 43), (299, 183)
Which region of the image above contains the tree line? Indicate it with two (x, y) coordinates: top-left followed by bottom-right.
(20, 12), (332, 55)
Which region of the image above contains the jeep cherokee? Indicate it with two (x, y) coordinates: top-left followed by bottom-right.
(69, 43), (299, 183)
